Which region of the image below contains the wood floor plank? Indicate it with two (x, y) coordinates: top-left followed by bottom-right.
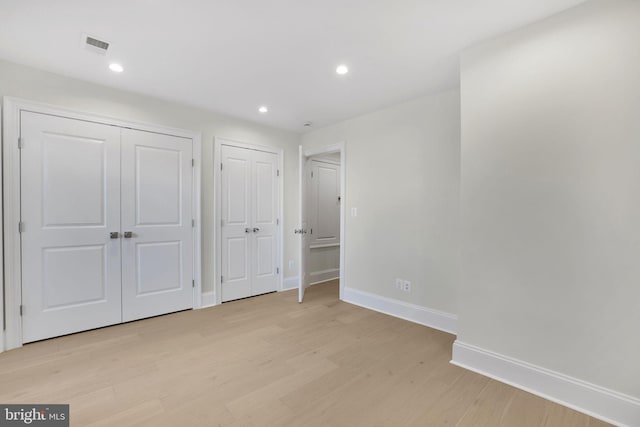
(0, 280), (613, 426)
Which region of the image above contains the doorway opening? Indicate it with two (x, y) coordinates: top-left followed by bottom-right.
(298, 143), (345, 303)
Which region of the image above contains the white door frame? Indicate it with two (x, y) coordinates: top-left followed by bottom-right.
(213, 137), (284, 305)
(1, 97), (203, 352)
(299, 142), (346, 301)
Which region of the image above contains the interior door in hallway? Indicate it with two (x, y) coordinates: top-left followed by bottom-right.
(121, 128), (194, 322)
(221, 145), (278, 302)
(20, 111), (122, 343)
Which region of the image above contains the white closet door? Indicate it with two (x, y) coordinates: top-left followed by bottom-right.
(221, 145), (252, 302)
(21, 112), (122, 343)
(121, 129), (194, 322)
(251, 150), (279, 295)
(221, 145), (278, 302)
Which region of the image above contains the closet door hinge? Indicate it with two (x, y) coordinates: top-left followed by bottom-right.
(311, 171), (314, 178)
(221, 276), (224, 283)
(192, 219), (195, 227)
(276, 218), (279, 226)
(276, 267), (280, 275)
(221, 163), (223, 171)
(18, 137), (23, 149)
(192, 159), (195, 167)
(18, 221), (24, 233)
(192, 280), (195, 288)
(277, 169), (280, 177)
(19, 305), (24, 316)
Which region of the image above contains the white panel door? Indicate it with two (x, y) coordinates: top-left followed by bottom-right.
(21, 112), (122, 343)
(121, 129), (194, 322)
(221, 145), (252, 302)
(251, 150), (279, 295)
(221, 145), (278, 302)
(309, 160), (340, 246)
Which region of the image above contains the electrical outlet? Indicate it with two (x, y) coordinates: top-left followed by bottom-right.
(395, 278), (403, 290)
(403, 280), (411, 292)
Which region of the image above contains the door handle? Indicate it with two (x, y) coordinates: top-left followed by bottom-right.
(253, 228), (260, 233)
(123, 231), (133, 238)
(245, 228), (251, 233)
(110, 232), (119, 239)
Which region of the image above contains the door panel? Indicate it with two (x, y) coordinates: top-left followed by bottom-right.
(135, 146), (182, 225)
(43, 245), (107, 308)
(121, 129), (193, 322)
(136, 241), (183, 294)
(227, 238), (249, 280)
(221, 145), (252, 301)
(42, 135), (106, 226)
(298, 148), (307, 302)
(251, 150), (278, 296)
(21, 111), (122, 343)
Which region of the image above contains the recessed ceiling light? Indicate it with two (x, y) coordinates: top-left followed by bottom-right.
(258, 106), (268, 113)
(336, 65), (349, 75)
(109, 63), (124, 73)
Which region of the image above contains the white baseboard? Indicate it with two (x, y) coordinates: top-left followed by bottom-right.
(281, 276), (299, 291)
(309, 268), (340, 285)
(201, 291), (215, 308)
(451, 341), (640, 427)
(341, 287), (457, 335)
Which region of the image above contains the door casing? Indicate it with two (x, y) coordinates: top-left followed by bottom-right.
(1, 97), (202, 352)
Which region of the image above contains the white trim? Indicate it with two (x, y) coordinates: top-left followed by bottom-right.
(300, 142), (346, 302)
(282, 276), (299, 291)
(451, 341), (640, 427)
(200, 291), (215, 308)
(2, 97), (203, 351)
(308, 268), (340, 285)
(0, 100), (4, 353)
(213, 137), (284, 305)
(192, 135), (203, 309)
(309, 243), (340, 249)
(342, 287), (457, 335)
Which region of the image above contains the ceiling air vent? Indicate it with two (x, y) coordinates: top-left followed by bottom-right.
(82, 33), (110, 55)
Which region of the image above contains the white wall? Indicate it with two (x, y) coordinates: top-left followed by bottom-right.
(459, 0), (640, 399)
(0, 59), (301, 298)
(302, 90), (460, 315)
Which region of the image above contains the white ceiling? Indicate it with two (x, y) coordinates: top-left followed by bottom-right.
(0, 0), (586, 132)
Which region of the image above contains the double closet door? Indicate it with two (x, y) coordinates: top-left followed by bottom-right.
(221, 145), (279, 302)
(21, 111), (194, 343)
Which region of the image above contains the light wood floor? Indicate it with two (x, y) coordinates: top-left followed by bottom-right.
(0, 280), (610, 426)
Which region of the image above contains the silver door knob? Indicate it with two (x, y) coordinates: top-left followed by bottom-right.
(245, 228), (251, 233)
(123, 231), (133, 238)
(110, 232), (119, 239)
(253, 227), (260, 233)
